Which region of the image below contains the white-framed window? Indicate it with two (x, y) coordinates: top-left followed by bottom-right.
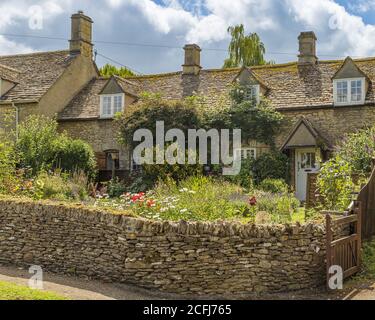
(333, 78), (365, 106)
(244, 84), (260, 104)
(234, 148), (257, 162)
(100, 94), (125, 118)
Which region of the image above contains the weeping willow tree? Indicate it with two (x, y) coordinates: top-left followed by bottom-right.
(223, 24), (271, 68)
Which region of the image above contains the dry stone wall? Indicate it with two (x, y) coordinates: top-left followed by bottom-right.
(0, 198), (328, 296)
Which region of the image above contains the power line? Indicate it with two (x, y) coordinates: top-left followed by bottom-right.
(0, 32), (364, 59)
(95, 51), (144, 75)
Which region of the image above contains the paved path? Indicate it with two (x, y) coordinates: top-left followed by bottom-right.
(0, 265), (168, 300)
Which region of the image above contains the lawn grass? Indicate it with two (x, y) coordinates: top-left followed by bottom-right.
(0, 281), (67, 300)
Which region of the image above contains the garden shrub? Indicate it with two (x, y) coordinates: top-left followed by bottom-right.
(251, 152), (289, 185)
(335, 126), (375, 176)
(317, 155), (354, 211)
(259, 178), (288, 194)
(107, 177), (127, 198)
(16, 115), (59, 175)
(54, 136), (97, 180)
(226, 158), (254, 190)
(0, 140), (17, 193)
(16, 115), (97, 179)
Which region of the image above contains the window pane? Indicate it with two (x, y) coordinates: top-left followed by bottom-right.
(244, 85), (258, 102)
(113, 95), (123, 113)
(351, 80), (362, 102)
(102, 96), (112, 116)
(337, 81), (348, 103)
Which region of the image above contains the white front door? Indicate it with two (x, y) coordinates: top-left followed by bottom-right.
(295, 148), (320, 201)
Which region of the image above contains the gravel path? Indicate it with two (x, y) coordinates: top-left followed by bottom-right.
(0, 265), (168, 300)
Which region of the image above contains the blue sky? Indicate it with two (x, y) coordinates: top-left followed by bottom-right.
(0, 0), (375, 74)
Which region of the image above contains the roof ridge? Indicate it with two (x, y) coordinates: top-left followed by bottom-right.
(0, 49), (70, 59)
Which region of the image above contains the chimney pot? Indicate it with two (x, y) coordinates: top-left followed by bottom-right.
(70, 11), (93, 58)
(298, 31), (317, 65)
(183, 44), (201, 75)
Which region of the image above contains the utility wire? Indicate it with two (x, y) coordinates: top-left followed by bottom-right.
(0, 32), (364, 59)
(95, 51), (144, 75)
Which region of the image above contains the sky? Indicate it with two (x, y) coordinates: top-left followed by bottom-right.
(1, 0), (375, 74)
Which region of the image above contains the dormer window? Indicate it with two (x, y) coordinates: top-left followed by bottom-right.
(333, 78), (365, 106)
(100, 93), (124, 118)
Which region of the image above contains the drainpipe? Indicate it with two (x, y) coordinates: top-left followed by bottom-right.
(11, 101), (19, 140)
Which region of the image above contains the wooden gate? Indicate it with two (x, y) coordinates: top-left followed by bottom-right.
(325, 201), (362, 288)
(357, 167), (375, 240)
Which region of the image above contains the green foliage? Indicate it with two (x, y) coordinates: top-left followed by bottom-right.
(32, 170), (89, 201)
(226, 158), (254, 190)
(54, 136), (97, 180)
(252, 152), (289, 185)
(259, 178), (288, 194)
(99, 63), (135, 78)
(0, 140), (17, 193)
(223, 24), (271, 68)
(149, 176), (247, 221)
(16, 115), (59, 174)
(317, 155), (354, 211)
(228, 85), (284, 146)
(117, 93), (201, 148)
(254, 190), (300, 223)
(16, 115), (97, 179)
(107, 177), (127, 198)
(0, 281), (67, 300)
(359, 240), (375, 280)
(336, 126), (375, 176)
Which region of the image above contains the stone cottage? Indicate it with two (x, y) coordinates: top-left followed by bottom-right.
(1, 12), (375, 202)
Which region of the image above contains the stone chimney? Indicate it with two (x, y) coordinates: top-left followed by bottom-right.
(183, 44), (202, 75)
(70, 11), (93, 58)
(298, 31), (317, 65)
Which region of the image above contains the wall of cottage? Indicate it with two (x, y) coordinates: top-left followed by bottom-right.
(58, 119), (131, 170)
(0, 198), (329, 297)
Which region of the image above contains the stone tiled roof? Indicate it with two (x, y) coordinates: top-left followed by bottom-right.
(124, 57), (375, 110)
(58, 77), (139, 120)
(0, 64), (20, 83)
(59, 56), (375, 120)
(0, 50), (77, 101)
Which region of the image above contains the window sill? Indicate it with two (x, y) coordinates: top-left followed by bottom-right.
(334, 101), (365, 107)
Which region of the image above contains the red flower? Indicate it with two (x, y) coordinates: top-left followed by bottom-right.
(249, 196), (257, 206)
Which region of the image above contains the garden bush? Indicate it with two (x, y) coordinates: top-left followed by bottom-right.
(0, 140), (17, 193)
(226, 158), (254, 190)
(258, 178), (288, 194)
(16, 115), (97, 179)
(54, 136), (97, 180)
(335, 126), (375, 176)
(317, 155), (355, 211)
(251, 151), (289, 185)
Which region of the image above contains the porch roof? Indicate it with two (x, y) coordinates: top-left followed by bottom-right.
(281, 117), (333, 151)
